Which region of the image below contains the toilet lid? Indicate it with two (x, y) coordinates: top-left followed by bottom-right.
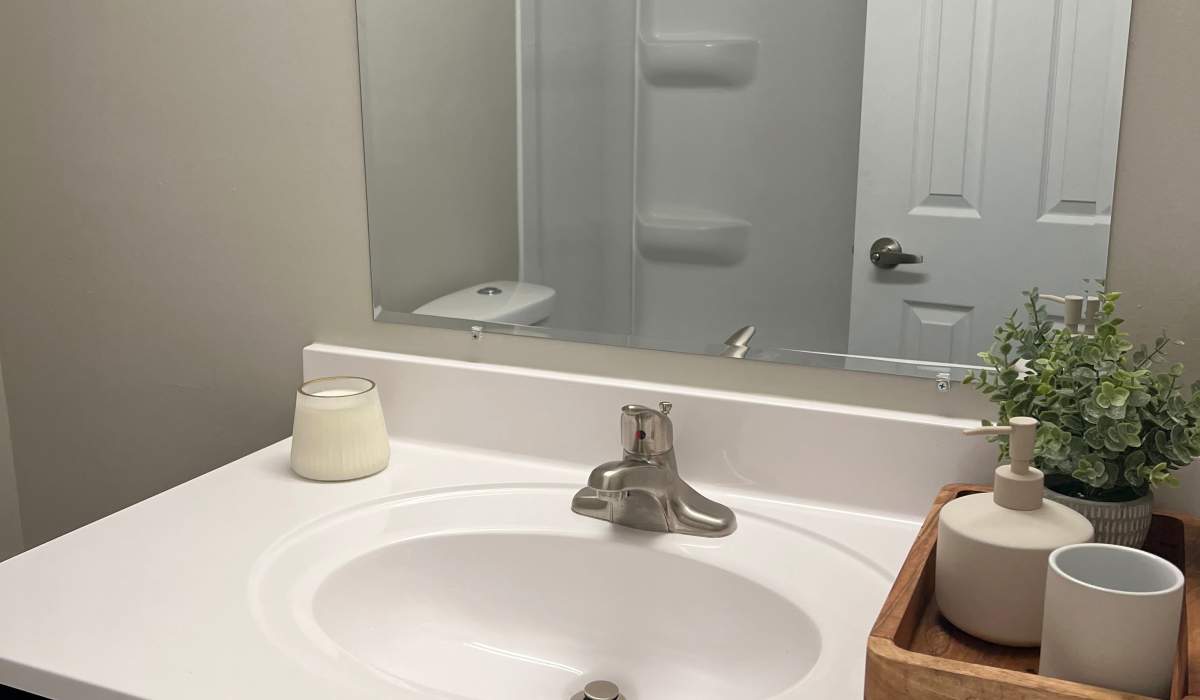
(413, 280), (556, 325)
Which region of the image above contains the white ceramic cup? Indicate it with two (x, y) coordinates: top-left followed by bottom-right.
(290, 376), (390, 481)
(1040, 543), (1184, 698)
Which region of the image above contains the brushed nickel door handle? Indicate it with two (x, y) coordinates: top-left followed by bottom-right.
(869, 237), (924, 268)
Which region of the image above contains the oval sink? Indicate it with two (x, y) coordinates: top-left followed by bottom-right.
(314, 532), (819, 699)
(251, 485), (892, 699)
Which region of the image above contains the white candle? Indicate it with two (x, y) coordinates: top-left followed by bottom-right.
(290, 377), (390, 481)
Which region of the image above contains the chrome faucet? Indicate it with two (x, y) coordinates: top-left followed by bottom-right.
(571, 402), (737, 537)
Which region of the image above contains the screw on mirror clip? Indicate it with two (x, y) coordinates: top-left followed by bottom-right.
(935, 372), (952, 393)
(470, 325), (484, 340)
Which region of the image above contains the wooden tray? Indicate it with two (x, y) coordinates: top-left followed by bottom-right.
(866, 484), (1200, 700)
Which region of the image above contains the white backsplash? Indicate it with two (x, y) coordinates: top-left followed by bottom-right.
(304, 345), (992, 519)
(305, 344), (1200, 518)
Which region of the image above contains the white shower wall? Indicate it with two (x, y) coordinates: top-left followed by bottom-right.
(635, 0), (866, 353)
(519, 0), (637, 336)
(520, 0), (866, 351)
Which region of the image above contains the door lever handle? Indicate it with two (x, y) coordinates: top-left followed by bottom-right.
(869, 237), (924, 268)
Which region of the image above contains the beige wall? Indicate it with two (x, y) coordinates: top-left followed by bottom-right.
(0, 0), (1194, 547)
(358, 0), (518, 312)
(1108, 0), (1200, 383)
(0, 359), (21, 559)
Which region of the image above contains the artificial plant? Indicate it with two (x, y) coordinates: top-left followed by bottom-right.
(964, 289), (1200, 500)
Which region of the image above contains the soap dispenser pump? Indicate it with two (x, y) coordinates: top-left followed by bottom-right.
(935, 417), (1094, 646)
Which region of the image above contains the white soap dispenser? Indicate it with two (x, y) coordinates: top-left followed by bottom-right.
(935, 417), (1094, 646)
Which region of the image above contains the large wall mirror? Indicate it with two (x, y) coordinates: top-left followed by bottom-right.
(358, 0), (1131, 379)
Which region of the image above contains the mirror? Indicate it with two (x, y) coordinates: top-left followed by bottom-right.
(358, 0), (1131, 379)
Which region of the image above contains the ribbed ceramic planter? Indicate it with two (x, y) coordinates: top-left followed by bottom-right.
(1043, 489), (1154, 548)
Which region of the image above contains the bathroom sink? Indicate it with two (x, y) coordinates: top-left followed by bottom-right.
(252, 484), (893, 699)
(316, 532), (817, 698)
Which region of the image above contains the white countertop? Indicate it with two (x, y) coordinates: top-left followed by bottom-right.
(0, 438), (920, 699)
(0, 344), (1022, 699)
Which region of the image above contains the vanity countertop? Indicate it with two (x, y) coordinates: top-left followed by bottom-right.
(0, 438), (923, 699)
(0, 344), (1020, 699)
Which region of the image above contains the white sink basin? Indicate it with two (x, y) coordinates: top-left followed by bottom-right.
(316, 533), (818, 698)
(252, 485), (893, 699)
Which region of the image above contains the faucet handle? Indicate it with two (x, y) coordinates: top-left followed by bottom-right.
(620, 403), (674, 457)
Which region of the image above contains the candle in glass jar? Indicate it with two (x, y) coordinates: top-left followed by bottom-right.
(290, 377), (389, 481)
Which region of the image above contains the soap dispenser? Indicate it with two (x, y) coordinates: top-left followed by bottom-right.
(936, 417), (1094, 646)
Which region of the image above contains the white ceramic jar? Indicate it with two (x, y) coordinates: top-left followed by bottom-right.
(290, 376), (390, 481)
(1040, 543), (1184, 698)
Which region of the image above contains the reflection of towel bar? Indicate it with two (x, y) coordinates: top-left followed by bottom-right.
(636, 215), (751, 266)
(640, 36), (759, 88)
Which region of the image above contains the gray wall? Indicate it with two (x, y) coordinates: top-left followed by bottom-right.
(1108, 0), (1200, 382)
(0, 359), (21, 559)
(359, 0), (519, 313)
(0, 0), (1194, 547)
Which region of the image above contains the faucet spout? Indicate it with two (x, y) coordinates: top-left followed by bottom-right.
(720, 325), (756, 358)
(572, 459), (676, 533)
(586, 459), (673, 493)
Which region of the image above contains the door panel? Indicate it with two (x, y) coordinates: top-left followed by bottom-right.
(900, 301), (975, 364)
(909, 0), (993, 219)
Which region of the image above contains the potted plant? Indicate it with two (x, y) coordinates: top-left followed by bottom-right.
(964, 289), (1200, 546)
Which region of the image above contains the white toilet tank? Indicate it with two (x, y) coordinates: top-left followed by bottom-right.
(413, 281), (556, 326)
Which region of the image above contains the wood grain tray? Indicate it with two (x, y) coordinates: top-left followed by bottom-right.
(866, 483), (1200, 700)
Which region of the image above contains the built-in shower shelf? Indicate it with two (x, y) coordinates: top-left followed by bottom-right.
(636, 215), (750, 265)
(640, 36), (759, 88)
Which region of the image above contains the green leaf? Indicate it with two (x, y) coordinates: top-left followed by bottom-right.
(1124, 450), (1147, 470)
(1126, 390), (1151, 408)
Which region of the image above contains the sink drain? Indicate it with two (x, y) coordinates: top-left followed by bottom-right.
(571, 679), (624, 700)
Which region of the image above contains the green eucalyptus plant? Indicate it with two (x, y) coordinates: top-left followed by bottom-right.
(964, 289), (1200, 501)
